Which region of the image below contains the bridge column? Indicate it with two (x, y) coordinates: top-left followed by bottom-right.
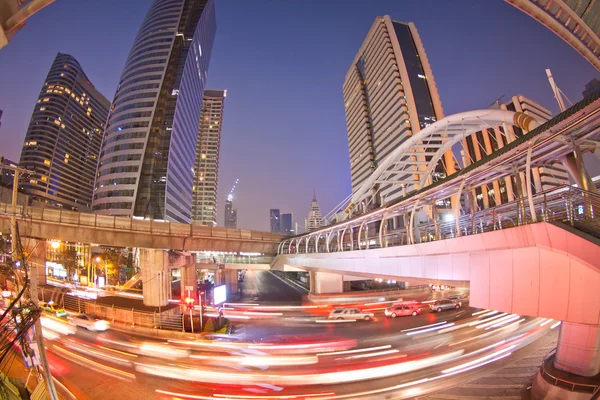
(554, 322), (600, 377)
(309, 271), (343, 294)
(214, 269), (238, 301)
(139, 248), (169, 307)
(179, 264), (197, 302)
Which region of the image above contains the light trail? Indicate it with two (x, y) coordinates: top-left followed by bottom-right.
(406, 323), (455, 336)
(401, 321), (447, 332)
(316, 345), (391, 357)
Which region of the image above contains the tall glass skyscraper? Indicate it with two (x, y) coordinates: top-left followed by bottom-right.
(92, 0), (217, 223)
(20, 53), (110, 211)
(192, 89), (226, 225)
(343, 16), (455, 204)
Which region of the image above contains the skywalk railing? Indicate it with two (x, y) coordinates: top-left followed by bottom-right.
(281, 185), (599, 254)
(0, 203), (281, 243)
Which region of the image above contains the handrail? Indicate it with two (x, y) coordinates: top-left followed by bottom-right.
(281, 184), (600, 254)
(0, 202), (282, 244)
(539, 348), (600, 394)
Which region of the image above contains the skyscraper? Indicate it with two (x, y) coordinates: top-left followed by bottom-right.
(20, 53), (110, 211)
(281, 213), (293, 235)
(192, 89), (226, 225)
(92, 0), (217, 223)
(270, 209), (281, 233)
(343, 16), (455, 204)
(583, 78), (600, 98)
(462, 95), (569, 211)
(224, 198), (237, 229)
(0, 109), (3, 129)
(305, 193), (325, 232)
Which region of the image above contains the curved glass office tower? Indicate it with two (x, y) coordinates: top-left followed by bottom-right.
(20, 53), (110, 211)
(92, 0), (216, 223)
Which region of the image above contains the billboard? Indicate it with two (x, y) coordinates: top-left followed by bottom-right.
(213, 284), (226, 305)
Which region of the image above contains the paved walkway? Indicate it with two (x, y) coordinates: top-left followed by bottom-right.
(414, 329), (558, 400)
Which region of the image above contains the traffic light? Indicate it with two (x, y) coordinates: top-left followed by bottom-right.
(184, 297), (195, 310)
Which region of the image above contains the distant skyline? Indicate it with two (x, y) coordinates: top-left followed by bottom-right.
(0, 0), (598, 231)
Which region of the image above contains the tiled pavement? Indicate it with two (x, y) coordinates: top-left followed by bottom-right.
(414, 329), (558, 400)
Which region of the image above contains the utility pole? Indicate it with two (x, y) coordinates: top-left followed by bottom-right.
(7, 165), (58, 399)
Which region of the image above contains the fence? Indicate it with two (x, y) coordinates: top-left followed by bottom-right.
(282, 185), (600, 254)
(540, 349), (600, 394)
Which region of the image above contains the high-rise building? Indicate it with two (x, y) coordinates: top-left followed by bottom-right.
(20, 53), (110, 211)
(343, 16), (455, 204)
(583, 78), (600, 98)
(305, 193), (325, 232)
(270, 209), (281, 233)
(0, 157), (16, 187)
(92, 0), (217, 223)
(462, 95), (569, 211)
(192, 89), (226, 225)
(0, 109), (3, 129)
(224, 198), (237, 229)
(281, 213), (293, 235)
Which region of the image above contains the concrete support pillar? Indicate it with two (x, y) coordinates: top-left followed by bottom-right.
(309, 271), (316, 294)
(25, 239), (47, 287)
(554, 322), (600, 377)
(311, 272), (343, 294)
(139, 248), (169, 307)
(214, 269), (238, 301)
(179, 264), (197, 303)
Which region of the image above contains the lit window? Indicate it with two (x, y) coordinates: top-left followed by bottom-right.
(43, 160), (51, 166)
(41, 176), (47, 182)
(43, 98), (50, 102)
(29, 179), (38, 185)
(40, 107), (46, 111)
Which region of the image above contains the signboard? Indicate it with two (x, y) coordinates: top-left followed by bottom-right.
(213, 284), (226, 305)
(185, 286), (194, 291)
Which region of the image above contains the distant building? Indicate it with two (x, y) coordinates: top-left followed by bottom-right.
(343, 16), (455, 204)
(270, 209), (281, 233)
(0, 109), (3, 129)
(19, 53), (110, 212)
(224, 198), (237, 229)
(0, 157), (16, 186)
(192, 89), (226, 226)
(305, 193), (325, 232)
(281, 213), (293, 235)
(92, 0), (217, 223)
(583, 78), (600, 98)
(462, 95), (569, 211)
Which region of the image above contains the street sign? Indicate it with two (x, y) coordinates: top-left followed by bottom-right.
(185, 286), (194, 291)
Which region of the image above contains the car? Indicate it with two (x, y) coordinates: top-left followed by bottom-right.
(429, 299), (461, 312)
(385, 304), (421, 318)
(39, 301), (66, 318)
(447, 295), (459, 300)
(328, 308), (374, 321)
(67, 314), (110, 331)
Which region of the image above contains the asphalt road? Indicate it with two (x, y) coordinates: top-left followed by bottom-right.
(238, 270), (305, 303)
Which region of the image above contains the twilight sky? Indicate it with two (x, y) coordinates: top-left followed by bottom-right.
(0, 0), (598, 231)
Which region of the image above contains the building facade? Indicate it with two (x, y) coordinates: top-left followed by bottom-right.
(462, 95), (569, 211)
(281, 212), (293, 235)
(270, 209), (280, 233)
(92, 0), (217, 223)
(192, 89), (226, 225)
(305, 193), (325, 232)
(224, 198), (237, 229)
(343, 16), (455, 204)
(583, 78), (600, 98)
(19, 53), (110, 211)
(0, 157), (16, 187)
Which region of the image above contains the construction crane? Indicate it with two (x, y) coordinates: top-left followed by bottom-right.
(227, 178), (239, 202)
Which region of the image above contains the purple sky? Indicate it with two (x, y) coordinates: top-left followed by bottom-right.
(0, 0), (598, 231)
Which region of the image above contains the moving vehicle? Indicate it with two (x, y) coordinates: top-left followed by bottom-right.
(39, 301), (66, 318)
(68, 314), (110, 331)
(328, 308), (374, 321)
(429, 299), (461, 312)
(384, 304), (421, 318)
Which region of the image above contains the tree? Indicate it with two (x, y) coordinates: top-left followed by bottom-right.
(58, 247), (78, 282)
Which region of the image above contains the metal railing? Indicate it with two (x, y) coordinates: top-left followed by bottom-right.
(281, 185), (600, 254)
(0, 202), (281, 243)
(540, 349), (600, 394)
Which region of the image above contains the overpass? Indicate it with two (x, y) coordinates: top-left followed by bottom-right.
(0, 203), (281, 306)
(274, 94), (600, 394)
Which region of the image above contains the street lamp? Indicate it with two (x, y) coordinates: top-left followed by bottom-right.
(50, 241), (60, 249)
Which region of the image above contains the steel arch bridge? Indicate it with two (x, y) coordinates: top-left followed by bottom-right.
(345, 109), (540, 218)
(280, 93), (600, 256)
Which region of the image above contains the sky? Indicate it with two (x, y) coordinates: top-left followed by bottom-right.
(0, 0), (598, 231)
